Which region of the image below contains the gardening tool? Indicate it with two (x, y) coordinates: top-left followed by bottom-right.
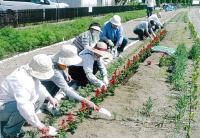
(96, 107), (112, 117)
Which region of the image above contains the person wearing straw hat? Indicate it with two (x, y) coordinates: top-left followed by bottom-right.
(73, 22), (102, 54)
(100, 15), (128, 58)
(0, 54), (58, 137)
(41, 45), (97, 115)
(68, 42), (112, 87)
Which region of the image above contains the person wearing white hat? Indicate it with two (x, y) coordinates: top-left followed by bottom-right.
(41, 45), (97, 115)
(100, 15), (128, 57)
(148, 13), (164, 31)
(68, 42), (112, 87)
(73, 22), (102, 54)
(0, 54), (58, 137)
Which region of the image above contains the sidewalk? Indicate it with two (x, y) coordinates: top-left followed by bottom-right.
(0, 9), (183, 83)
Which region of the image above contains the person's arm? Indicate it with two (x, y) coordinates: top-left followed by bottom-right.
(82, 54), (105, 87)
(97, 59), (109, 86)
(100, 23), (109, 42)
(50, 70), (84, 102)
(116, 26), (124, 47)
(12, 81), (45, 129)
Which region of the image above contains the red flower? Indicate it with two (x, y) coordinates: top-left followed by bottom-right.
(40, 128), (49, 138)
(101, 85), (106, 93)
(109, 76), (116, 85)
(113, 70), (117, 77)
(127, 59), (131, 67)
(95, 89), (101, 97)
(67, 112), (74, 122)
(59, 119), (66, 129)
(79, 101), (87, 112)
(147, 61), (152, 65)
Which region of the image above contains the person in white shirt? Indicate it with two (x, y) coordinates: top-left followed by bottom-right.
(41, 45), (97, 115)
(148, 12), (164, 31)
(68, 42), (112, 87)
(145, 0), (156, 17)
(0, 54), (58, 137)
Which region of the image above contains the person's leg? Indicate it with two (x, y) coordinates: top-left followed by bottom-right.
(0, 101), (25, 137)
(117, 37), (128, 53)
(149, 7), (153, 17)
(68, 66), (88, 86)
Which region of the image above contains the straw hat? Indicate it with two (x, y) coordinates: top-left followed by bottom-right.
(53, 45), (82, 66)
(28, 54), (54, 80)
(110, 15), (121, 26)
(86, 42), (112, 58)
(90, 26), (102, 32)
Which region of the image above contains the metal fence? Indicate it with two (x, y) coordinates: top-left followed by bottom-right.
(0, 5), (145, 28)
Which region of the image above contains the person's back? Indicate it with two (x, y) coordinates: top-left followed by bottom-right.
(145, 0), (156, 7)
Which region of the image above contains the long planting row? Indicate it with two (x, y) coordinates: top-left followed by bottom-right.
(33, 29), (167, 137)
(0, 9), (146, 59)
(159, 22), (200, 137)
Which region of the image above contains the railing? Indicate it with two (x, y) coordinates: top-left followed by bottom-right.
(0, 5), (145, 28)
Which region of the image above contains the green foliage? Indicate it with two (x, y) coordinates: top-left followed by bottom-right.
(189, 43), (200, 60)
(138, 97), (153, 117)
(168, 44), (188, 91)
(0, 10), (146, 60)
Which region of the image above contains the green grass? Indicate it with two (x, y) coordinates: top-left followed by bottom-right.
(0, 9), (146, 60)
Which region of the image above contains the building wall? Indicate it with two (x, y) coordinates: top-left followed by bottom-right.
(59, 0), (113, 7)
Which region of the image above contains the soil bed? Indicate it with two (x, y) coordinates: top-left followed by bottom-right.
(66, 11), (196, 138)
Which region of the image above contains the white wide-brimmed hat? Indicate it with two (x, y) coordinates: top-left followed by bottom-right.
(90, 26), (102, 32)
(110, 15), (121, 26)
(86, 42), (112, 58)
(28, 54), (54, 80)
(53, 45), (82, 66)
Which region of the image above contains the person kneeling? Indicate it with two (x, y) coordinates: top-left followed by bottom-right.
(69, 42), (112, 87)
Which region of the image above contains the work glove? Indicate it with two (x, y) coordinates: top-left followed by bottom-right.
(48, 126), (58, 136)
(103, 76), (109, 86)
(39, 126), (57, 136)
(107, 40), (114, 47)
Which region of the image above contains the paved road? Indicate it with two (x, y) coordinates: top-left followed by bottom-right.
(0, 9), (183, 83)
(188, 6), (200, 37)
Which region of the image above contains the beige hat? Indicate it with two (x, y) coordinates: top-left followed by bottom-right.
(86, 42), (112, 58)
(28, 54), (54, 80)
(110, 15), (121, 26)
(90, 26), (102, 32)
(53, 45), (82, 66)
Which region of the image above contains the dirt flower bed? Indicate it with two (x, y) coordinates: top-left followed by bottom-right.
(65, 12), (200, 138)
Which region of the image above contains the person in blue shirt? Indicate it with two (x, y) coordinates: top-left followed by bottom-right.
(100, 15), (128, 57)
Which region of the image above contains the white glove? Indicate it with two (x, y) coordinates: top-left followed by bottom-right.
(48, 126), (57, 136)
(103, 76), (109, 86)
(107, 40), (114, 47)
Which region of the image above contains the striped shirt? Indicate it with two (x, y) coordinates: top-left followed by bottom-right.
(73, 31), (97, 53)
